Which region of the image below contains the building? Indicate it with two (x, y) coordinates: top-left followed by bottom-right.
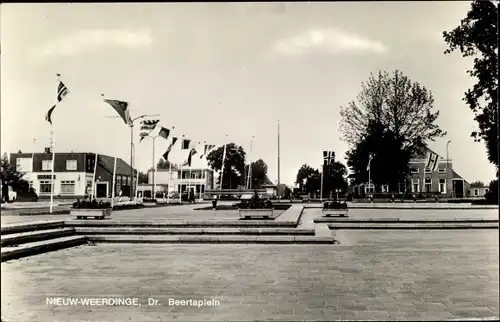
(137, 165), (214, 197)
(353, 146), (470, 198)
(10, 151), (136, 199)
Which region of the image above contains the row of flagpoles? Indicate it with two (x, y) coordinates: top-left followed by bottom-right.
(44, 74), (235, 210)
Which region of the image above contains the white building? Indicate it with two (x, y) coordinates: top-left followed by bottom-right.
(138, 165), (214, 196)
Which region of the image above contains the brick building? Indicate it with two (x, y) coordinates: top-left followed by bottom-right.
(353, 146), (470, 198)
(10, 151), (136, 199)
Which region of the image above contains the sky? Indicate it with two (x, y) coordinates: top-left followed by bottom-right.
(1, 2), (497, 186)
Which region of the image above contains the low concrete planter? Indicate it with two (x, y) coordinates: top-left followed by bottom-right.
(239, 209), (274, 219)
(322, 208), (348, 217)
(70, 208), (112, 220)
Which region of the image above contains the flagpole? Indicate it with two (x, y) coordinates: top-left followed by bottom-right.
(219, 135), (228, 198)
(111, 157), (117, 207)
(31, 138), (36, 188)
(152, 136), (157, 199)
(167, 126), (175, 204)
(91, 153), (98, 200)
(320, 163), (324, 202)
(277, 120), (280, 199)
(49, 126), (56, 213)
(179, 135), (185, 203)
(48, 73), (61, 214)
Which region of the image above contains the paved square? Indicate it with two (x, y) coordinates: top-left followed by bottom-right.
(2, 229), (498, 321)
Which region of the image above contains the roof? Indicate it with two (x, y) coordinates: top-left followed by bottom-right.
(98, 154), (136, 177)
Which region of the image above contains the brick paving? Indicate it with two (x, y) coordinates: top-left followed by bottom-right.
(2, 230), (498, 321)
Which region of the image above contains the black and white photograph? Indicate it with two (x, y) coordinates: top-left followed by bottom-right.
(1, 1), (498, 321)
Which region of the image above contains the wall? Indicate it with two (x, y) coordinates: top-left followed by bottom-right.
(25, 171), (88, 198)
(408, 160), (454, 197)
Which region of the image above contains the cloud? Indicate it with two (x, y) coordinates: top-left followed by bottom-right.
(271, 28), (388, 56)
(35, 28), (153, 58)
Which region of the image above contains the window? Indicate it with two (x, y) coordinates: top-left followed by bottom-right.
(411, 167), (419, 174)
(424, 178), (432, 193)
(439, 178), (446, 194)
(398, 182), (406, 193)
(60, 181), (75, 194)
(66, 160), (77, 170)
(474, 189), (479, 196)
(191, 173), (197, 179)
(438, 168), (446, 173)
(424, 168), (432, 173)
(411, 179), (419, 193)
(42, 160), (53, 171)
(381, 184), (389, 193)
(39, 180), (52, 194)
(16, 158), (33, 172)
(365, 183), (375, 194)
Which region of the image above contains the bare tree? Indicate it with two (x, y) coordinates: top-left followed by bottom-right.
(340, 70), (446, 152)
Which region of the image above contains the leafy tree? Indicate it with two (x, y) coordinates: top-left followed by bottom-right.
(322, 161), (349, 194)
(156, 159), (177, 170)
(277, 183), (292, 199)
(295, 164), (316, 185)
(485, 179), (498, 205)
(340, 70), (446, 157)
(443, 1), (498, 169)
(138, 171), (149, 184)
(470, 180), (485, 188)
(206, 143), (246, 189)
(245, 159), (271, 189)
(1, 153), (29, 202)
(346, 120), (413, 191)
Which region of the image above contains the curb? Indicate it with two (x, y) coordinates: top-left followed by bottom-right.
(87, 235), (336, 244)
(1, 236), (87, 262)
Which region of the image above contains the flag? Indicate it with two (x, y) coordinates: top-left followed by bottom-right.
(45, 80), (70, 124)
(425, 151), (440, 172)
(162, 137), (178, 161)
(200, 144), (216, 159)
(103, 99), (132, 126)
(183, 148), (197, 167)
(45, 105), (56, 124)
(367, 153), (374, 171)
(140, 119), (159, 131)
(57, 81), (69, 102)
(139, 131), (149, 143)
(323, 151), (335, 166)
(158, 127), (170, 140)
(181, 139), (191, 150)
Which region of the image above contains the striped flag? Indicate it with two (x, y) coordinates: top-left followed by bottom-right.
(323, 151), (335, 167)
(46, 79), (70, 125)
(57, 81), (69, 102)
(183, 148), (197, 167)
(158, 127), (170, 140)
(45, 105), (56, 125)
(139, 131), (149, 143)
(103, 99), (132, 126)
(200, 144), (216, 159)
(367, 153), (374, 171)
(425, 152), (440, 172)
(181, 139), (191, 150)
(140, 120), (159, 131)
(162, 137), (178, 161)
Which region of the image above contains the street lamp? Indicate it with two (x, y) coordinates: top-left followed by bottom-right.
(130, 114), (160, 200)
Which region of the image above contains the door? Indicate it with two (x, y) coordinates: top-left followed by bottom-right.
(96, 183), (108, 198)
(453, 180), (464, 198)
